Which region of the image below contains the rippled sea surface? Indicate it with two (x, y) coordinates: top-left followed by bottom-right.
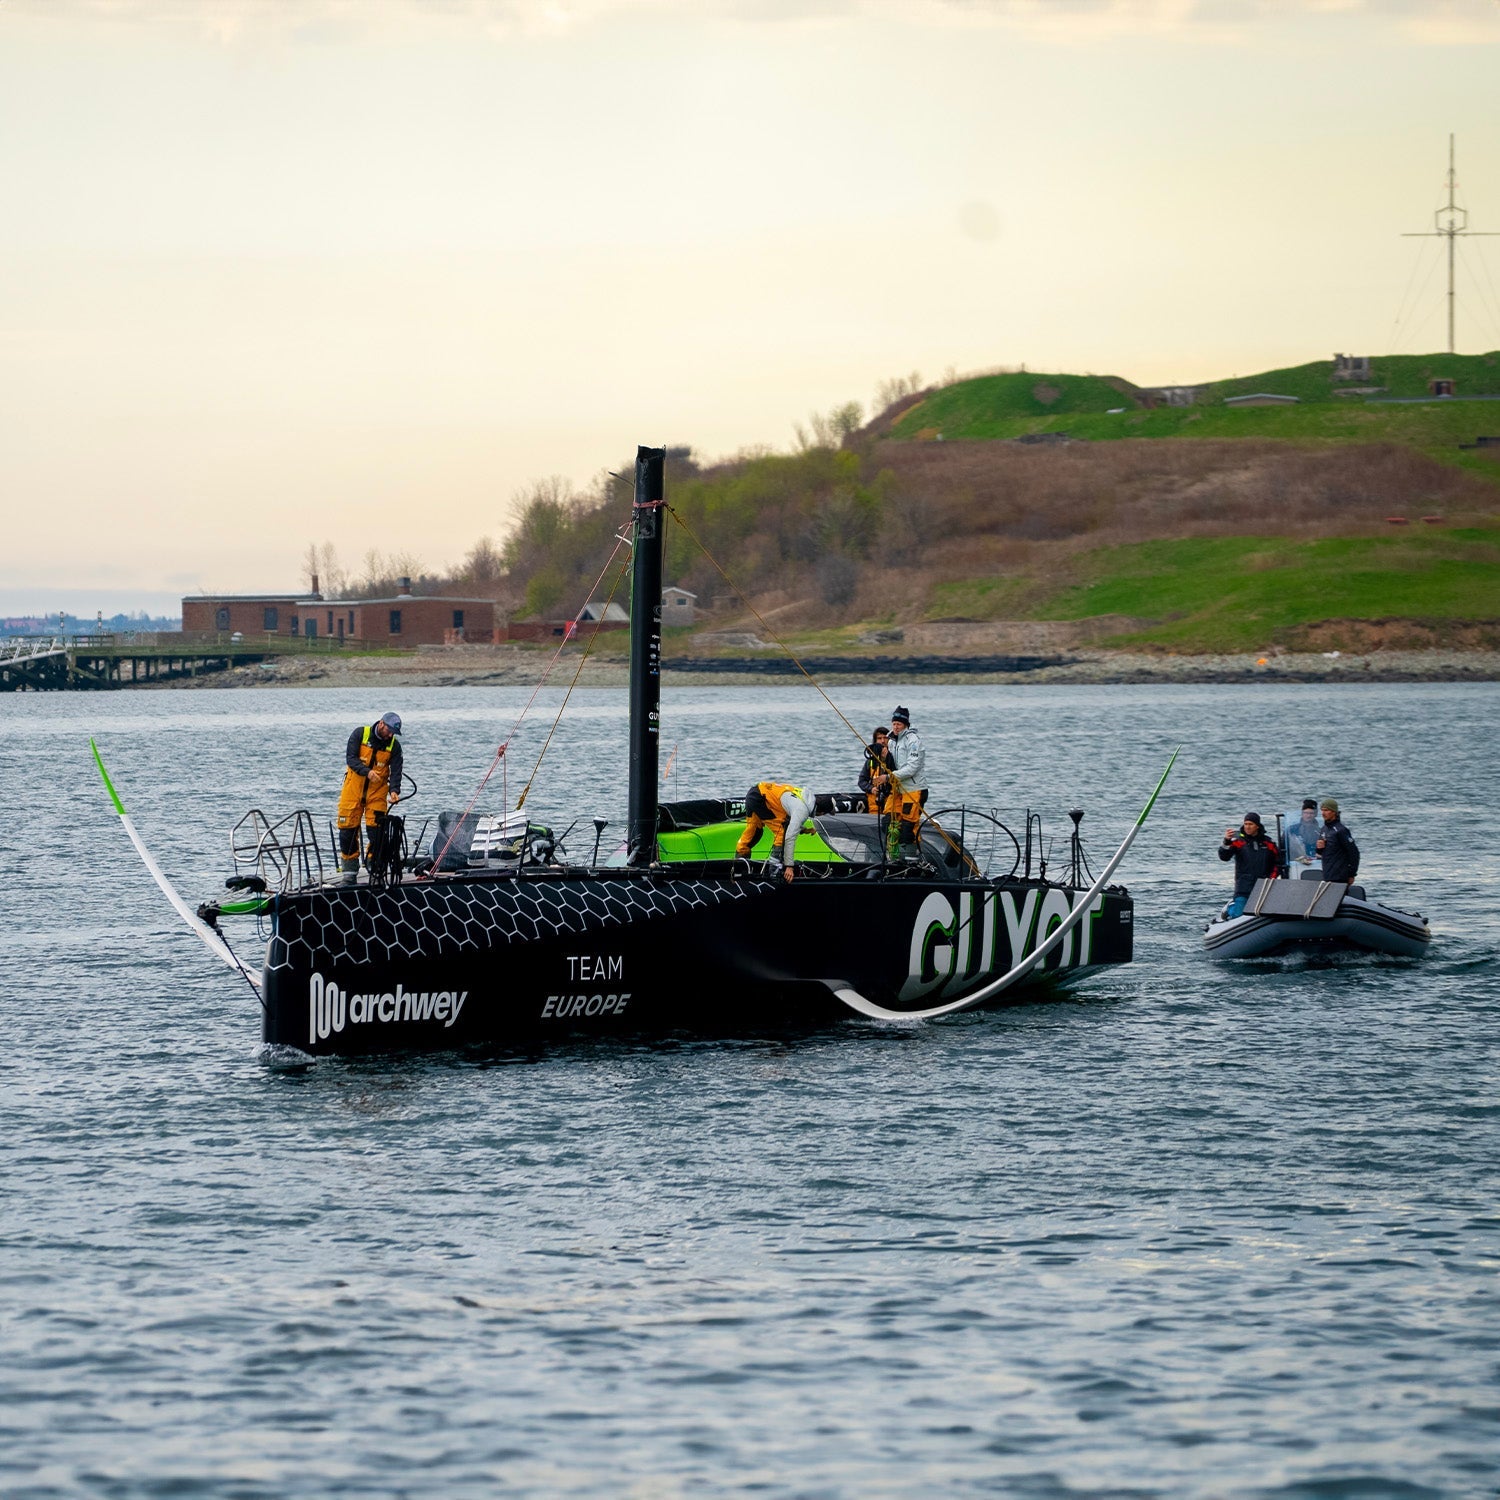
(3, 682), (1498, 1498)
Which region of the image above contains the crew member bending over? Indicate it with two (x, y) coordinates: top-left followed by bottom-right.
(884, 705), (928, 861)
(336, 712), (403, 885)
(736, 782), (815, 883)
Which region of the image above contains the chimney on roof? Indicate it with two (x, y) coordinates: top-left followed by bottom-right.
(310, 572), (321, 598)
(397, 576), (413, 597)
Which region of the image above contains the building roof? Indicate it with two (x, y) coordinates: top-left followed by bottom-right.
(183, 592), (316, 602)
(1224, 393), (1300, 407)
(323, 595), (495, 606)
(578, 600), (629, 622)
(664, 586), (698, 599)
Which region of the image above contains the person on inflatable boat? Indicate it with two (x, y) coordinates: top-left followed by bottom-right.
(1217, 811), (1280, 919)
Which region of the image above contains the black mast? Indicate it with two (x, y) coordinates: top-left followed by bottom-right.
(626, 446), (665, 867)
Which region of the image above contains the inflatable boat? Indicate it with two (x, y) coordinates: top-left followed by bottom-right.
(1203, 872), (1431, 960)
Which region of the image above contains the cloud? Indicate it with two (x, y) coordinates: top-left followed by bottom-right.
(8, 0), (1498, 43)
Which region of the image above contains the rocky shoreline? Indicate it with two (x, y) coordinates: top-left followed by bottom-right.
(156, 645), (1500, 690)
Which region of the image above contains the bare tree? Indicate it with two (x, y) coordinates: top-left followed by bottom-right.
(793, 400), (864, 453)
(301, 542), (350, 596)
(461, 536), (504, 583)
(875, 372), (923, 412)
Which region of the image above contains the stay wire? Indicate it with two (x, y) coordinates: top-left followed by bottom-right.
(515, 548), (633, 812)
(1392, 239), (1443, 355)
(425, 531), (631, 875)
(665, 504), (973, 869)
(1387, 237), (1431, 353)
(1456, 238), (1500, 348)
(665, 504), (867, 751)
(219, 923), (267, 1010)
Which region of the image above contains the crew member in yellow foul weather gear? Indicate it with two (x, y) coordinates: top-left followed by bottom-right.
(736, 782), (815, 883)
(336, 713), (403, 885)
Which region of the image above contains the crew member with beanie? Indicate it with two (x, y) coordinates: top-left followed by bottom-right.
(884, 705), (928, 861)
(335, 712), (404, 885)
(1217, 811), (1279, 918)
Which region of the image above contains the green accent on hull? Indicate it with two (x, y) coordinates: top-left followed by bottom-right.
(656, 819), (847, 864)
(217, 897), (272, 916)
(90, 737), (126, 816)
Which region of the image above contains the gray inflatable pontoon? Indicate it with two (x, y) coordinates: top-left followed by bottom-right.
(1203, 874), (1431, 960)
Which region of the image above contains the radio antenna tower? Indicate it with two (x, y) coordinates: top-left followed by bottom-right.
(1402, 134), (1497, 354)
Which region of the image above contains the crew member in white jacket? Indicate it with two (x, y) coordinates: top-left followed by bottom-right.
(884, 705), (928, 860)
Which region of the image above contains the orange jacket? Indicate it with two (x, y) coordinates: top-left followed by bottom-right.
(736, 783), (811, 859)
(337, 725), (401, 828)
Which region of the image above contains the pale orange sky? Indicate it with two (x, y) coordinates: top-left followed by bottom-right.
(3, 0), (1499, 614)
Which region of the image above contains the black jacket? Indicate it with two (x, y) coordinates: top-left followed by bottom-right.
(1317, 819), (1360, 883)
(859, 742), (894, 797)
(1218, 830), (1280, 896)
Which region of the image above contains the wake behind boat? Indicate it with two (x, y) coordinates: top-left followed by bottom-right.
(95, 446), (1178, 1056)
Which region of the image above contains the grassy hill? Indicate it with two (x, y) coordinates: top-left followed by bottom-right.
(927, 527), (1500, 652)
(885, 353), (1500, 479)
(485, 351), (1500, 655)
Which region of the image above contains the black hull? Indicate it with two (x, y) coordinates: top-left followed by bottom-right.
(264, 869), (1135, 1056)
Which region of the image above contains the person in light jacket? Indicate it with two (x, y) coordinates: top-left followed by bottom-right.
(884, 705), (928, 860)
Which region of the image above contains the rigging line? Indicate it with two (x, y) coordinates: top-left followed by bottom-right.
(497, 531), (633, 754)
(515, 549), (633, 812)
(425, 531), (631, 875)
(664, 504), (971, 866)
(1393, 240), (1444, 355)
(220, 924), (268, 1010)
(665, 504), (867, 748)
(1474, 238), (1500, 346)
(1456, 238), (1500, 348)
(1388, 236), (1433, 352)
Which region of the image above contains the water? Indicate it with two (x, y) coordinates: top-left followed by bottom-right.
(3, 682), (1497, 1498)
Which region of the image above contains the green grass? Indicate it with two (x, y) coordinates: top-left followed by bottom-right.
(892, 372), (1135, 437)
(888, 352), (1500, 478)
(976, 527), (1500, 651)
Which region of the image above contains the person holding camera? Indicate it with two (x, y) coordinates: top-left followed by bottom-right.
(1217, 812), (1279, 919)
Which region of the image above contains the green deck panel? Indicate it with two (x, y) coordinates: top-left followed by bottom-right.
(657, 820), (847, 864)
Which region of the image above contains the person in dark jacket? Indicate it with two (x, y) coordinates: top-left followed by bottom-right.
(1218, 812), (1280, 918)
(859, 726), (894, 813)
(1315, 798), (1360, 885)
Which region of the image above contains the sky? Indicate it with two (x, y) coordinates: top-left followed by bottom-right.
(3, 0), (1499, 616)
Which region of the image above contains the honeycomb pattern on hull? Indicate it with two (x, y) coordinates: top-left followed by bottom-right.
(268, 875), (759, 975)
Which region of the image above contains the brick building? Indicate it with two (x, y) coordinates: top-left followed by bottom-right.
(182, 582), (494, 646)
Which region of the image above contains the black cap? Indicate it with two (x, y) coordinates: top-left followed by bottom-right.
(891, 705), (911, 724)
(1244, 811), (1262, 825)
(1302, 798), (1317, 809)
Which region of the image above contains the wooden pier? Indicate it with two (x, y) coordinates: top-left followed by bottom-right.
(0, 634), (348, 691)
